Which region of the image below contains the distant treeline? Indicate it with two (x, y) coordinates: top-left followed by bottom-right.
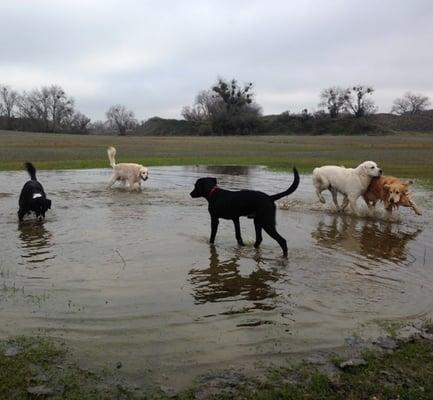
(1, 80), (432, 136)
(0, 84), (90, 134)
(133, 111), (433, 136)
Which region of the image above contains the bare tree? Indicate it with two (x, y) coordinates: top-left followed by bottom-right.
(391, 92), (431, 115)
(318, 86), (347, 118)
(106, 104), (137, 135)
(65, 111), (91, 133)
(182, 78), (262, 134)
(18, 85), (74, 132)
(88, 120), (114, 135)
(49, 86), (74, 132)
(181, 105), (201, 122)
(18, 89), (49, 128)
(181, 90), (222, 122)
(0, 85), (19, 128)
(212, 78), (254, 112)
(343, 85), (377, 118)
(210, 78), (262, 134)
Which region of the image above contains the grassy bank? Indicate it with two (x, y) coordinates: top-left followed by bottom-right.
(1, 130), (432, 183)
(2, 332), (433, 399)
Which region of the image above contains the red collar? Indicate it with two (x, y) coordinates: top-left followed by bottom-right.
(208, 186), (219, 197)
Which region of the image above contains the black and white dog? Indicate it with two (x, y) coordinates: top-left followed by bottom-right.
(190, 167), (300, 257)
(18, 162), (52, 221)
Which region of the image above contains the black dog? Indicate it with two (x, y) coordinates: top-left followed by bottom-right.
(190, 167), (300, 257)
(18, 162), (52, 221)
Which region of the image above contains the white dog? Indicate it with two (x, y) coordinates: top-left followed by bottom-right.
(313, 161), (382, 214)
(107, 146), (149, 191)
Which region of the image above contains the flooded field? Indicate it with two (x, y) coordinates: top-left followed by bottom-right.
(1, 166), (433, 389)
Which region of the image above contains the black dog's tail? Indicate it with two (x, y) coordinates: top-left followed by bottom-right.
(270, 167), (300, 201)
(24, 162), (37, 181)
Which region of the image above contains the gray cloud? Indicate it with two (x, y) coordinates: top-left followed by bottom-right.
(1, 0), (432, 120)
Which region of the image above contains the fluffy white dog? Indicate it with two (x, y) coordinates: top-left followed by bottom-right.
(107, 146), (149, 191)
(313, 161), (382, 214)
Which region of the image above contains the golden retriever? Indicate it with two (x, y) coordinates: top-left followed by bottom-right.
(107, 146), (148, 191)
(363, 176), (421, 215)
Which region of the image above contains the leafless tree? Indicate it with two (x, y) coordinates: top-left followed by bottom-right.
(18, 85), (74, 132)
(18, 89), (48, 125)
(210, 78), (262, 134)
(106, 104), (137, 135)
(182, 78), (262, 134)
(49, 86), (74, 132)
(318, 86), (347, 118)
(88, 120), (114, 135)
(212, 78), (256, 112)
(181, 90), (223, 122)
(391, 92), (431, 115)
(343, 85), (377, 118)
(181, 105), (201, 122)
(64, 111), (91, 133)
(0, 85), (19, 128)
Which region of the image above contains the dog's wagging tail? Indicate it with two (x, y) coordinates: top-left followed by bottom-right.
(269, 167), (300, 201)
(106, 146), (149, 190)
(24, 161), (37, 181)
(190, 167), (300, 257)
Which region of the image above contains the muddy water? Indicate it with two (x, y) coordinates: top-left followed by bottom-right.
(1, 166), (433, 388)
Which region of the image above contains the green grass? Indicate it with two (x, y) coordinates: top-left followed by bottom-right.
(0, 336), (105, 399)
(238, 339), (433, 400)
(1, 131), (433, 184)
(2, 335), (433, 399)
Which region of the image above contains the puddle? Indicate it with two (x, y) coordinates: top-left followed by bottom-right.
(0, 165), (432, 388)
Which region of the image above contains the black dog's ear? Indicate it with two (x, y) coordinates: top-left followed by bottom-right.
(212, 178), (217, 185)
(46, 199), (52, 209)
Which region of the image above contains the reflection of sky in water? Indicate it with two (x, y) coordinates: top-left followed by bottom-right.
(0, 166), (432, 386)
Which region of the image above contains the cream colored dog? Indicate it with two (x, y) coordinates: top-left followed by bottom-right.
(107, 146), (148, 191)
(313, 161), (382, 214)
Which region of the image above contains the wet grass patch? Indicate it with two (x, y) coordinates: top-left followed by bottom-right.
(0, 336), (144, 399)
(202, 339), (433, 399)
(2, 334), (433, 399)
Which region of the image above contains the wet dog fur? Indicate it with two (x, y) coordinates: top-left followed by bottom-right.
(312, 161), (382, 214)
(190, 167), (300, 257)
(18, 162), (52, 221)
(363, 176), (422, 215)
(107, 146), (149, 191)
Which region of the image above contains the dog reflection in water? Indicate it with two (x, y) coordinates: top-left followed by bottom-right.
(311, 215), (421, 263)
(18, 221), (55, 264)
(188, 246), (280, 306)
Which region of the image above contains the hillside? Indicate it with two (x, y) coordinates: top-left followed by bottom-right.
(132, 111), (433, 136)
(2, 111), (433, 136)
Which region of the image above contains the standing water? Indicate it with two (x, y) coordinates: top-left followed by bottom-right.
(1, 166), (433, 388)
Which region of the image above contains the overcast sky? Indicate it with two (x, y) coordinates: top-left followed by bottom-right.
(1, 0), (432, 120)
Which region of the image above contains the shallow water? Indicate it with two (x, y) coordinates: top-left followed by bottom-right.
(1, 166), (433, 388)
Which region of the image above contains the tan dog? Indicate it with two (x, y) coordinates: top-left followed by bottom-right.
(363, 176), (421, 215)
(107, 146), (148, 191)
